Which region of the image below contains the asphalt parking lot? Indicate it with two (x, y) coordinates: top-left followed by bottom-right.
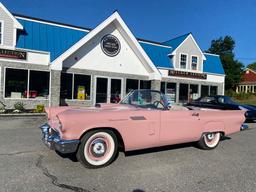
(0, 116), (256, 192)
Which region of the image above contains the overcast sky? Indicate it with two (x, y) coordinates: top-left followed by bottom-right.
(2, 0), (256, 66)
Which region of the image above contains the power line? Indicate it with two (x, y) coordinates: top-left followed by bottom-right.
(236, 57), (256, 61)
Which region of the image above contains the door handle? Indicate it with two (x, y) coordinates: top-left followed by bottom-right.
(192, 112), (199, 117)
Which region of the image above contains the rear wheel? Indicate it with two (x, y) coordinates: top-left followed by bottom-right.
(197, 132), (221, 150)
(76, 130), (118, 168)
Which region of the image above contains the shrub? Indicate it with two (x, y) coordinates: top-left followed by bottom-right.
(225, 89), (255, 100)
(225, 89), (236, 97)
(35, 105), (45, 113)
(0, 101), (5, 113)
(13, 102), (25, 112)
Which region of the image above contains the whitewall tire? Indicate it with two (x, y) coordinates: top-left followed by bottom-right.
(197, 132), (221, 150)
(77, 130), (118, 168)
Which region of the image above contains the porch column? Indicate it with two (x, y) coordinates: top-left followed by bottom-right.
(198, 84), (201, 98)
(151, 80), (161, 91)
(0, 65), (3, 102)
(122, 78), (127, 98)
(50, 70), (61, 106)
(176, 83), (180, 103)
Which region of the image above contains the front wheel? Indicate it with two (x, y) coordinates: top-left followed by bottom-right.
(197, 132), (221, 150)
(76, 130), (118, 168)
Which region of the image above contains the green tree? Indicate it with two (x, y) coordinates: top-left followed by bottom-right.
(247, 62), (256, 70)
(207, 36), (243, 90)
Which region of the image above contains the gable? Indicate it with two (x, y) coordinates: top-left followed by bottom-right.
(63, 23), (153, 76)
(175, 35), (201, 54)
(53, 12), (161, 80)
(242, 68), (256, 82)
(173, 35), (204, 70)
(163, 33), (190, 50)
(0, 3), (22, 47)
(0, 6), (15, 47)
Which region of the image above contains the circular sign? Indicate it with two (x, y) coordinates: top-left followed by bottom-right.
(101, 34), (121, 57)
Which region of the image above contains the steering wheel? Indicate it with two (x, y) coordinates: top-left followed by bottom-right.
(153, 101), (164, 109)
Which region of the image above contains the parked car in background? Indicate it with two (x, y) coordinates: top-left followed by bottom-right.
(186, 95), (256, 122)
(40, 90), (245, 169)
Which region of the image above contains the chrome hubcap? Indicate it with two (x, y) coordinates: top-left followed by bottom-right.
(207, 133), (215, 140)
(90, 139), (107, 157)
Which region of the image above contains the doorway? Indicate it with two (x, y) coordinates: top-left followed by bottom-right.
(95, 77), (123, 104)
(96, 77), (108, 103)
(179, 83), (189, 103)
(110, 79), (122, 103)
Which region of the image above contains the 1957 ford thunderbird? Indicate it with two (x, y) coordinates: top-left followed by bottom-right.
(40, 90), (246, 168)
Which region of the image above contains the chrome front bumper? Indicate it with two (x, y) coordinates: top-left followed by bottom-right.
(39, 123), (80, 154)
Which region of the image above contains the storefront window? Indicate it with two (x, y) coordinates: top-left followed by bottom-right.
(60, 73), (91, 100)
(29, 71), (49, 99)
(5, 68), (50, 99)
(166, 82), (176, 103)
(140, 80), (151, 89)
(210, 86), (217, 96)
(201, 85), (209, 97)
(189, 84), (199, 100)
(60, 73), (73, 99)
(126, 79), (139, 94)
(73, 74), (91, 100)
(5, 68), (28, 98)
(160, 82), (176, 103)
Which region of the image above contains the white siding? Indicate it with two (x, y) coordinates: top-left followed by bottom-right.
(174, 36), (203, 72)
(63, 23), (150, 76)
(0, 7), (14, 47)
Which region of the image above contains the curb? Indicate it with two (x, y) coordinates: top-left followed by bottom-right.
(0, 113), (46, 117)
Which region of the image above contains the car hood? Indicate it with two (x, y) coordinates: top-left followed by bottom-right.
(46, 103), (137, 118)
(62, 103), (137, 114)
(241, 104), (256, 111)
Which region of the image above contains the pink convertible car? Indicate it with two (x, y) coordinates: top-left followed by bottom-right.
(40, 90), (246, 168)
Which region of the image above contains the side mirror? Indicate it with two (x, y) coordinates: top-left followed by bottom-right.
(95, 103), (101, 108)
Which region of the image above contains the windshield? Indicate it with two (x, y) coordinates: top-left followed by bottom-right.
(217, 96), (237, 105)
(120, 90), (168, 110)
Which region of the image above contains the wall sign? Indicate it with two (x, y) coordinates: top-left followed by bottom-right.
(101, 34), (121, 57)
(0, 48), (27, 60)
(168, 70), (207, 79)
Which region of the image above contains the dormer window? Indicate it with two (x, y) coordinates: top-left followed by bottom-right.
(180, 54), (187, 69)
(0, 21), (3, 45)
(191, 56), (198, 70)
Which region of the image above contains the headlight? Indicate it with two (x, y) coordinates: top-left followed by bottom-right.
(51, 116), (62, 131)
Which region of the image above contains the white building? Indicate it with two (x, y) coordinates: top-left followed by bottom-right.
(0, 3), (225, 108)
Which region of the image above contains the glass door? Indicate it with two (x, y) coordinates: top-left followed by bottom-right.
(110, 79), (122, 103)
(179, 83), (189, 103)
(96, 77), (108, 103)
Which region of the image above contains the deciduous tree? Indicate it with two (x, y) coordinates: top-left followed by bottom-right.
(207, 36), (243, 90)
(247, 62), (256, 70)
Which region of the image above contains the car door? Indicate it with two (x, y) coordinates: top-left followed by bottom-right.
(159, 109), (202, 146)
(121, 108), (161, 151)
